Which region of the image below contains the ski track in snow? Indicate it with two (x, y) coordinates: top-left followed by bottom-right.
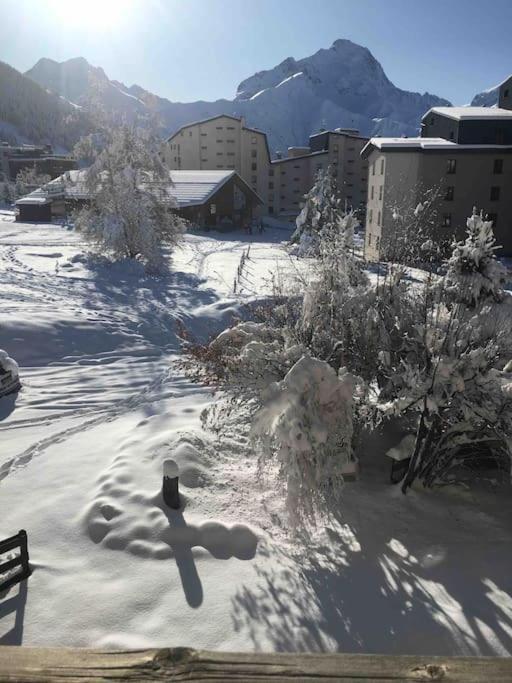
(1, 217), (512, 656)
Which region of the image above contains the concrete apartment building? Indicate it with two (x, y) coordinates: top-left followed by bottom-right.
(163, 114), (271, 216)
(363, 75), (512, 260)
(271, 129), (369, 219)
(163, 115), (369, 221)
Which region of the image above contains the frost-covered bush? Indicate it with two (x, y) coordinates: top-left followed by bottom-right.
(252, 356), (358, 521)
(444, 210), (508, 307)
(289, 166), (342, 252)
(0, 349), (21, 397)
(74, 127), (185, 271)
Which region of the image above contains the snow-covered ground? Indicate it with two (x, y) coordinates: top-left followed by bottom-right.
(1, 215), (512, 655)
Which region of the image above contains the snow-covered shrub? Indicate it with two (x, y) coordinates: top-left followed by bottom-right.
(444, 209), (508, 307)
(289, 166), (342, 251)
(0, 349), (21, 397)
(74, 127), (185, 271)
(252, 356), (359, 521)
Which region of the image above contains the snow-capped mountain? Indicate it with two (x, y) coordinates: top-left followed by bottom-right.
(24, 39), (451, 154)
(471, 83), (500, 107)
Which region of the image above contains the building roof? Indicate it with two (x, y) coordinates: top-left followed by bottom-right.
(16, 169), (263, 208)
(271, 150), (328, 165)
(423, 106), (512, 122)
(361, 136), (512, 158)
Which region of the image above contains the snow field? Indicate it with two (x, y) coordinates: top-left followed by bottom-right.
(1, 216), (512, 655)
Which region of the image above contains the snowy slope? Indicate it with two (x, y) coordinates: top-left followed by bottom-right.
(1, 216), (512, 654)
(25, 39), (451, 154)
(471, 83), (500, 107)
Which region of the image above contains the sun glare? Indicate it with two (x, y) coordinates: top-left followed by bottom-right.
(47, 0), (134, 30)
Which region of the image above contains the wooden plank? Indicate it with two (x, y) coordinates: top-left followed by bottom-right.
(0, 646), (511, 682)
(0, 555), (22, 574)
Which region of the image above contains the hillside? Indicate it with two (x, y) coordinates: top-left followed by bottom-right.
(25, 39), (451, 154)
(0, 60), (95, 150)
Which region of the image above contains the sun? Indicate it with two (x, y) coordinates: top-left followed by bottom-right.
(47, 0), (134, 30)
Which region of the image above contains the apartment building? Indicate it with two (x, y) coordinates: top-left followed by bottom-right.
(163, 116), (369, 221)
(363, 76), (512, 260)
(163, 114), (271, 216)
(270, 129), (369, 219)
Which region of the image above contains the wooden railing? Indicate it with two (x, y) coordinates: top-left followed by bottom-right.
(0, 646), (511, 681)
(0, 530), (31, 592)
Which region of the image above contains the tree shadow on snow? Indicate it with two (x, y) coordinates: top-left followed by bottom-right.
(0, 393), (17, 422)
(231, 468), (512, 656)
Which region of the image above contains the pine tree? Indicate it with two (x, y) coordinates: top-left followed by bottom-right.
(444, 209), (507, 307)
(289, 166), (341, 248)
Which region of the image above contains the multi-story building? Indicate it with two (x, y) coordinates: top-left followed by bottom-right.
(163, 116), (369, 220)
(0, 142), (76, 182)
(270, 129), (368, 219)
(363, 76), (512, 260)
(163, 114), (271, 216)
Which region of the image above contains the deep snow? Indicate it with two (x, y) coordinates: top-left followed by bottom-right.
(1, 215), (512, 655)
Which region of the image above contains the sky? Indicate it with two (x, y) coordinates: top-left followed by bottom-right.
(2, 0), (512, 105)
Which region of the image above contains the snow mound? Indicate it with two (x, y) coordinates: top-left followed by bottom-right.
(0, 349), (20, 397)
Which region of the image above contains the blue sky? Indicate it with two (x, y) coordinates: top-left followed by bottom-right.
(2, 0), (512, 105)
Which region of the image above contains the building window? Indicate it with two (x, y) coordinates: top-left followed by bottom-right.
(293, 177), (300, 181)
(504, 89), (510, 98)
(449, 131), (454, 140)
(216, 152), (223, 156)
(216, 126), (223, 130)
(251, 150), (257, 158)
(189, 131), (193, 137)
(201, 158), (208, 163)
(380, 159), (384, 174)
(227, 126), (235, 130)
(369, 209), (373, 224)
(201, 146), (207, 150)
(445, 186), (454, 201)
(372, 163), (375, 176)
(269, 182), (274, 189)
(442, 213), (452, 227)
(227, 152), (235, 156)
(494, 159), (504, 174)
(377, 210), (381, 225)
(269, 168), (274, 176)
(251, 175), (257, 183)
(487, 212), (498, 226)
(216, 165), (223, 168)
(447, 159), (457, 174)
(371, 186), (374, 200)
(251, 136), (257, 144)
(216, 139), (223, 143)
(251, 162), (257, 171)
(227, 139), (235, 143)
(268, 206), (274, 214)
(379, 185), (383, 201)
(368, 233), (372, 246)
(490, 186), (500, 201)
(200, 133), (207, 137)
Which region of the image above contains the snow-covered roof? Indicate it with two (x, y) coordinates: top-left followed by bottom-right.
(168, 170), (236, 207)
(361, 136), (512, 156)
(16, 169), (262, 209)
(423, 106), (512, 122)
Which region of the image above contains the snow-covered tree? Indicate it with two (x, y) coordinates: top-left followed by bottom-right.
(290, 166), (341, 249)
(15, 167), (51, 197)
(444, 209), (508, 307)
(74, 126), (185, 271)
(252, 356), (358, 522)
(1, 182), (13, 205)
(0, 349), (20, 397)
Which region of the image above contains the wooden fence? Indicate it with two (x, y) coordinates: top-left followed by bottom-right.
(0, 529), (31, 592)
(0, 647), (511, 682)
